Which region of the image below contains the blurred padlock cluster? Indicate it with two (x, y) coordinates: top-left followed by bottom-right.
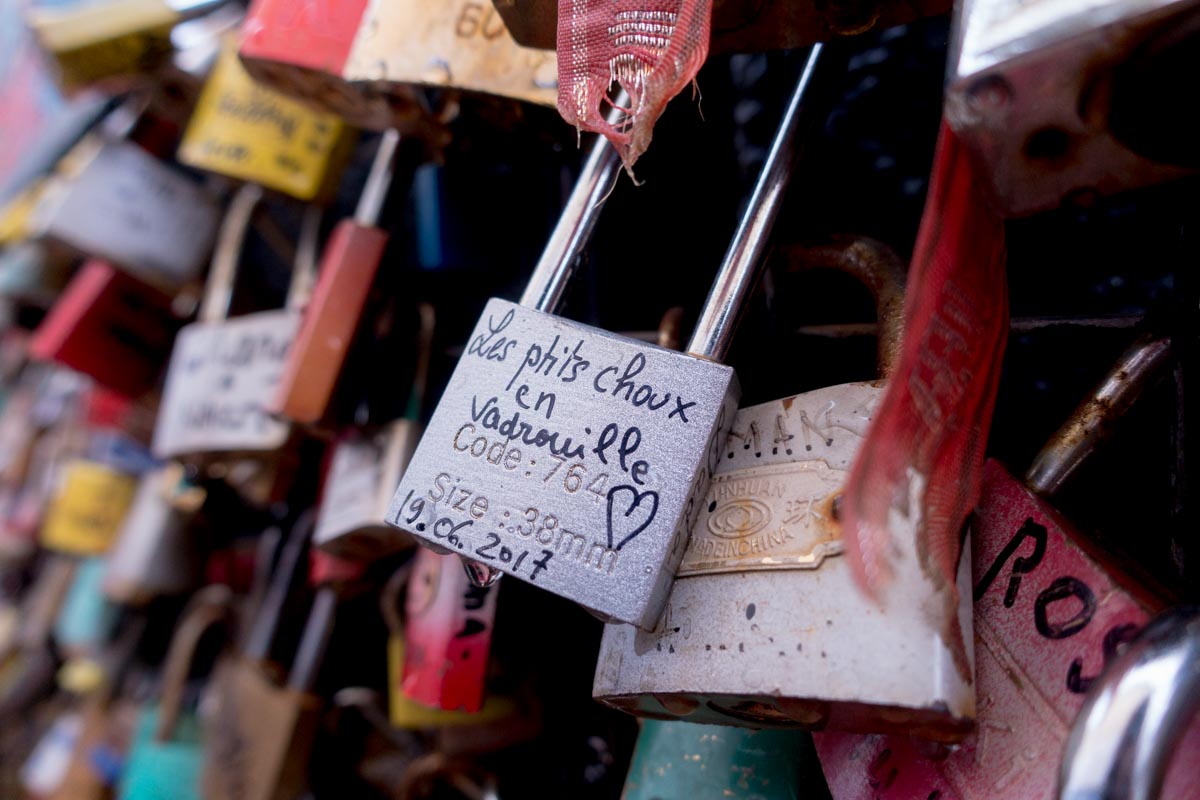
(0, 0), (1198, 797)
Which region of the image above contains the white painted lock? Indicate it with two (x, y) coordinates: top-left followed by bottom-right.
(593, 239), (976, 742)
(30, 103), (219, 287)
(153, 185), (321, 459)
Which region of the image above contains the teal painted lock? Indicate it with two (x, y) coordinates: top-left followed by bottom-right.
(622, 719), (818, 800)
(54, 557), (120, 658)
(118, 586), (234, 800)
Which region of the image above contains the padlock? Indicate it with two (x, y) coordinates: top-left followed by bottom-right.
(313, 303), (436, 557)
(29, 259), (181, 398)
(103, 464), (207, 606)
(1058, 607), (1200, 800)
(24, 0), (223, 90)
(54, 558), (120, 658)
(945, 0), (1200, 215)
(593, 237), (975, 741)
(178, 36), (353, 201)
(29, 107), (221, 288)
(341, 0), (559, 108)
(622, 719), (818, 800)
(202, 514), (334, 800)
(378, 565), (527, 729)
(41, 460), (139, 557)
(271, 132), (402, 424)
(118, 586), (235, 800)
(237, 0), (434, 133)
(399, 547), (500, 713)
(810, 333), (1200, 799)
(153, 184), (319, 460)
(387, 50), (824, 628)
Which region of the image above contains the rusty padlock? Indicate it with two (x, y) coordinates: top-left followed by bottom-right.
(313, 303), (436, 558)
(811, 332), (1200, 799)
(594, 238), (974, 741)
(29, 259), (181, 398)
(178, 36), (353, 201)
(387, 50), (823, 629)
(152, 185), (320, 460)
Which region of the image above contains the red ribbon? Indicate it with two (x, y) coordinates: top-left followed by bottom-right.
(556, 0), (711, 176)
(841, 122), (1009, 674)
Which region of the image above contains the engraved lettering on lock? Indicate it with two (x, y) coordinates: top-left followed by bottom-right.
(466, 308), (518, 362)
(452, 424), (524, 471)
(678, 462), (845, 577)
(506, 334), (590, 394)
(591, 352), (697, 423)
(468, 395), (586, 460)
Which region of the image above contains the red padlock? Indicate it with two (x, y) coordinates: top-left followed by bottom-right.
(812, 334), (1200, 799)
(29, 259), (180, 397)
(271, 131), (400, 424)
(401, 548), (499, 713)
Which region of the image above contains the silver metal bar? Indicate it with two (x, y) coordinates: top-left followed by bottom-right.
(518, 92), (628, 313)
(1058, 607), (1200, 800)
(286, 203), (324, 310)
(287, 587), (337, 692)
(355, 129), (401, 227)
(687, 45), (822, 361)
(199, 183), (262, 323)
(1026, 333), (1171, 496)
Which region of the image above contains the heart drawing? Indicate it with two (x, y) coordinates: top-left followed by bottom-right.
(606, 485), (660, 551)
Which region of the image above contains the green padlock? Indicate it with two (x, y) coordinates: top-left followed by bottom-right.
(118, 586), (234, 800)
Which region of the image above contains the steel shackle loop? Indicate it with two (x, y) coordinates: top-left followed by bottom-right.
(1058, 607), (1200, 800)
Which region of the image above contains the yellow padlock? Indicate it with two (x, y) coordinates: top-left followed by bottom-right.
(41, 460), (137, 557)
(178, 37), (354, 201)
(24, 0), (185, 90)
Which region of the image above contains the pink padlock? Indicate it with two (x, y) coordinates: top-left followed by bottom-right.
(813, 334), (1200, 799)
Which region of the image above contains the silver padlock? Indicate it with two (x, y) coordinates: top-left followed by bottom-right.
(28, 100), (220, 288)
(593, 236), (975, 740)
(313, 303), (436, 558)
(152, 185), (321, 460)
(387, 52), (824, 628)
(103, 463), (207, 605)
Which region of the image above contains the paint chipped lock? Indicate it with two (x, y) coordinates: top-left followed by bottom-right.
(592, 240), (976, 742)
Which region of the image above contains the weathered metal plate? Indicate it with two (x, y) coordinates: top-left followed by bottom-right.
(491, 0), (952, 54)
(593, 382), (975, 740)
(388, 298), (738, 629)
(946, 0), (1200, 215)
(812, 461), (1200, 798)
(153, 312), (297, 459)
(344, 0), (558, 107)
